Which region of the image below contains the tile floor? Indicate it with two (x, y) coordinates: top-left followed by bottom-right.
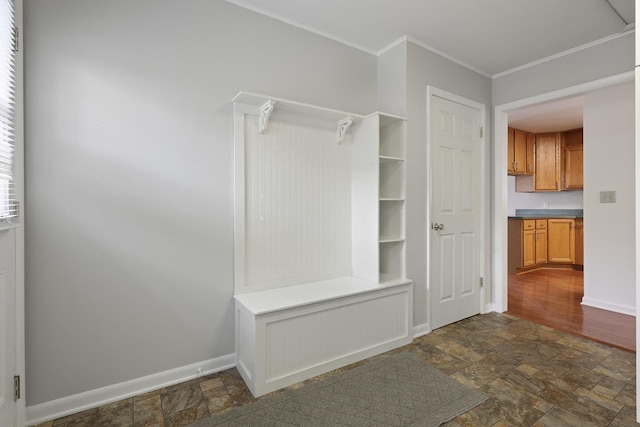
(33, 313), (638, 426)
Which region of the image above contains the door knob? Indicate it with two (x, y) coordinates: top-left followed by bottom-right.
(432, 223), (445, 231)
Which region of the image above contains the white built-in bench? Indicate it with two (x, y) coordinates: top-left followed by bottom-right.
(234, 276), (413, 397)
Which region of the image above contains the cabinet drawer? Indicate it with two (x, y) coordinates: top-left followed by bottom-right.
(523, 220), (535, 231)
(535, 219), (547, 230)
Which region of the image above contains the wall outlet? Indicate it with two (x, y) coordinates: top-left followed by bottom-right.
(600, 191), (616, 203)
(542, 202), (549, 209)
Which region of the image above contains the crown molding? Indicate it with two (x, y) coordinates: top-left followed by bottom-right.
(225, 0), (378, 56)
(493, 28), (635, 79)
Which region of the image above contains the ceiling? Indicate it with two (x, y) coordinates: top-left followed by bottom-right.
(227, 0), (634, 132)
(226, 0), (634, 78)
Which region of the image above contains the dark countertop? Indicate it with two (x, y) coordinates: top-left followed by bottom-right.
(509, 209), (583, 219)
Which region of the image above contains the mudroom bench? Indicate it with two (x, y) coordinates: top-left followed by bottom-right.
(234, 276), (413, 397)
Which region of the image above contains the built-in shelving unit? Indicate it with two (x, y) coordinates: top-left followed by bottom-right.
(378, 115), (406, 282)
(232, 93), (411, 397)
(352, 113), (407, 283)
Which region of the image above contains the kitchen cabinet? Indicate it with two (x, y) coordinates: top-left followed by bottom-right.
(574, 219), (583, 267)
(526, 132), (535, 174)
(508, 128), (533, 175)
(563, 127), (583, 191)
(564, 145), (583, 190)
(509, 217), (579, 273)
(516, 132), (565, 192)
(535, 132), (565, 191)
(508, 218), (547, 273)
(534, 219), (547, 265)
(547, 219), (575, 263)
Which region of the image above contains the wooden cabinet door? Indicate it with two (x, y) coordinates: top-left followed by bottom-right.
(523, 229), (535, 267)
(507, 127), (515, 173)
(534, 133), (560, 191)
(547, 219), (575, 263)
(574, 219), (584, 266)
(565, 146), (583, 190)
(535, 220), (547, 265)
(513, 129), (527, 174)
(526, 133), (535, 174)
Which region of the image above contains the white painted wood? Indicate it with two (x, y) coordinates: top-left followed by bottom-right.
(429, 93), (484, 330)
(351, 115), (380, 282)
(235, 278), (412, 397)
(379, 201), (404, 241)
(0, 230), (16, 427)
(242, 114), (352, 291)
(378, 114), (407, 283)
(581, 297), (635, 316)
(25, 353), (236, 426)
(232, 95), (412, 398)
(233, 92), (363, 129)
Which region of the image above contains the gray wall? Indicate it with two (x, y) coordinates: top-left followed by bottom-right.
(583, 81), (635, 313)
(405, 42), (493, 327)
(24, 0), (376, 405)
(377, 43), (407, 117)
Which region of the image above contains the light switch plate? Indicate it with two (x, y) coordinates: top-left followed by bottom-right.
(600, 191), (616, 203)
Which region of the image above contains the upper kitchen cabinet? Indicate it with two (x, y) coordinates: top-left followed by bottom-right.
(516, 132), (565, 192)
(564, 128), (583, 190)
(513, 128), (583, 192)
(507, 128), (532, 176)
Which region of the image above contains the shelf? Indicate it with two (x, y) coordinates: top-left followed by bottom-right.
(379, 237), (405, 243)
(379, 115), (406, 159)
(379, 241), (404, 282)
(379, 158), (405, 199)
(379, 202), (404, 241)
(379, 155), (404, 163)
(233, 91), (363, 123)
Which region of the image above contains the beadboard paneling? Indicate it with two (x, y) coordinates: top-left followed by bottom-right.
(244, 115), (352, 290)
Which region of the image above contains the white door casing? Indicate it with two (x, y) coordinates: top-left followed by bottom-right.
(428, 89), (485, 330)
(0, 1), (24, 425)
(0, 229), (16, 427)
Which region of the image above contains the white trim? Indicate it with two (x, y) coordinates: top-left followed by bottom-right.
(228, 1), (633, 81)
(426, 87), (487, 329)
(405, 36), (491, 78)
(493, 29), (635, 79)
(412, 323), (430, 338)
(485, 303), (495, 313)
(492, 71), (635, 314)
(224, 0), (378, 56)
(25, 354), (235, 426)
(13, 1), (25, 426)
(581, 297), (636, 317)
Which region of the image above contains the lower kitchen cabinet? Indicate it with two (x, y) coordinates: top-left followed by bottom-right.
(547, 218), (575, 263)
(508, 217), (578, 273)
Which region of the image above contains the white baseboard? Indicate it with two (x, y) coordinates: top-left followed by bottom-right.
(412, 323), (430, 338)
(26, 353), (235, 426)
(484, 303), (495, 313)
(581, 297), (636, 316)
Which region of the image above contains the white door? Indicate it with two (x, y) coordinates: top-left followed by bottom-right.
(0, 229), (16, 427)
(430, 94), (483, 330)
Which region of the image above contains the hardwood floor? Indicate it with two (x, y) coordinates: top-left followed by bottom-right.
(507, 268), (636, 352)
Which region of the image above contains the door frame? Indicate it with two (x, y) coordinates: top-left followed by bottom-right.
(426, 86), (487, 331)
(492, 71), (634, 313)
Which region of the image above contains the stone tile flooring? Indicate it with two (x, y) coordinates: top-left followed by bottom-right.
(33, 313), (638, 426)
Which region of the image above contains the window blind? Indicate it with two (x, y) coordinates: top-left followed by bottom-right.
(0, 0), (15, 224)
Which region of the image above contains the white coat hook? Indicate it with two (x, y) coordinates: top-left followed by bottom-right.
(336, 117), (353, 144)
(259, 100), (275, 134)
